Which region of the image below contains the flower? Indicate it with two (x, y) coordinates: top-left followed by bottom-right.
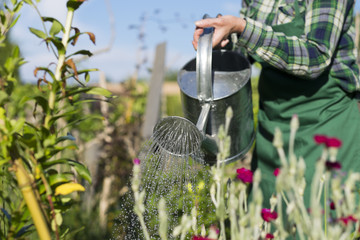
(338, 215), (357, 225)
(261, 208), (278, 222)
(314, 135), (328, 144)
(326, 137), (342, 148)
(236, 168), (253, 183)
(325, 161), (342, 170)
(314, 135), (342, 148)
(273, 168), (280, 177)
(192, 236), (214, 240)
(265, 233), (275, 239)
(133, 158), (141, 165)
(330, 201), (336, 210)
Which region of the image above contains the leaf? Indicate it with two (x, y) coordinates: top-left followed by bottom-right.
(70, 27), (80, 46)
(33, 96), (49, 113)
(0, 159), (10, 167)
(84, 72), (90, 82)
(33, 66), (56, 81)
(13, 1), (24, 13)
(42, 17), (64, 36)
(29, 27), (47, 39)
(1, 208), (11, 222)
(87, 87), (112, 98)
(55, 182), (85, 196)
(15, 224), (34, 238)
(48, 173), (73, 187)
(66, 50), (93, 58)
(56, 133), (76, 143)
(47, 37), (65, 55)
(23, 0), (33, 5)
(43, 159), (92, 184)
(65, 58), (78, 80)
(10, 118), (25, 134)
(49, 20), (64, 36)
(9, 14), (21, 29)
(69, 31), (96, 46)
(85, 32), (96, 45)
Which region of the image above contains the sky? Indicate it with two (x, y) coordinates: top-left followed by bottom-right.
(11, 0), (360, 84)
(12, 0), (242, 83)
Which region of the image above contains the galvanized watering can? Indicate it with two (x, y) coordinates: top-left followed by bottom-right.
(153, 17), (255, 164)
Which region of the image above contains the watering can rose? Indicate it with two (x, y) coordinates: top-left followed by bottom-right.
(236, 167), (253, 183)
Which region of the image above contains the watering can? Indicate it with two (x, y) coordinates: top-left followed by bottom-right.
(153, 14), (255, 164)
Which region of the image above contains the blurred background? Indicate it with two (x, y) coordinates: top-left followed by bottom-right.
(13, 0), (243, 83)
(5, 0), (360, 239)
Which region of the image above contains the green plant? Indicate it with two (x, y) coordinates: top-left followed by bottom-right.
(0, 0), (112, 239)
(131, 109), (360, 240)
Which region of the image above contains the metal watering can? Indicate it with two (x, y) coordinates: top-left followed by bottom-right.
(153, 15), (255, 164)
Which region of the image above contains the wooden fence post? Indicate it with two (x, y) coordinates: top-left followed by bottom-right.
(142, 42), (167, 139)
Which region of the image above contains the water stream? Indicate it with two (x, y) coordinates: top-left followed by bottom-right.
(112, 118), (215, 239)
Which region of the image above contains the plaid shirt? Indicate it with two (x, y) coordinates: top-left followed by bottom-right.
(238, 0), (360, 96)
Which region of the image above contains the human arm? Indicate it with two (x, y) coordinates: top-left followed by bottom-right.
(193, 0), (356, 79)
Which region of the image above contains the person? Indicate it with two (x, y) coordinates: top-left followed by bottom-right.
(192, 0), (360, 216)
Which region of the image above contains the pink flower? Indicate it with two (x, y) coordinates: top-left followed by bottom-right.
(133, 158), (140, 165)
(192, 236), (214, 240)
(314, 135), (328, 144)
(261, 208), (278, 222)
(314, 135), (342, 148)
(273, 168), (280, 177)
(339, 215), (357, 225)
(330, 201), (336, 210)
(325, 137), (342, 148)
(265, 233), (275, 239)
(236, 168), (253, 183)
(325, 161), (342, 170)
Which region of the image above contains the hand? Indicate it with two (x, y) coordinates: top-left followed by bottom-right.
(192, 15), (246, 50)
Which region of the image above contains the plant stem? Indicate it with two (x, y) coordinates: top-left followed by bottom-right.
(14, 159), (51, 240)
(137, 211), (150, 240)
(54, 8), (74, 81)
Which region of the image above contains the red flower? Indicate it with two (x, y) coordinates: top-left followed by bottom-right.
(314, 135), (342, 148)
(330, 201), (336, 210)
(261, 208), (278, 222)
(273, 168), (280, 177)
(325, 137), (342, 148)
(236, 168), (253, 183)
(314, 135), (328, 144)
(265, 233), (275, 239)
(192, 236), (214, 240)
(133, 158), (141, 165)
(339, 215), (357, 225)
(325, 161), (342, 170)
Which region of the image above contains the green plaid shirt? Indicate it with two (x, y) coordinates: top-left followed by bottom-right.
(238, 0), (360, 96)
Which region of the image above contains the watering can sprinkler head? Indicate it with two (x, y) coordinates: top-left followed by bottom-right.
(152, 114), (218, 161)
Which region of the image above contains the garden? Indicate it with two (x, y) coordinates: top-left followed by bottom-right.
(1, 1), (360, 240)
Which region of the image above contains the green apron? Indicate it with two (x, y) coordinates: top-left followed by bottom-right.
(251, 0), (360, 210)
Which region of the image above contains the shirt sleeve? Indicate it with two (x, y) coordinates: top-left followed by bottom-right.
(238, 0), (352, 79)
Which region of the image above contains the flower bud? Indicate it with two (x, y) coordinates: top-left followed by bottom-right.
(273, 127), (283, 148)
(290, 114), (299, 131)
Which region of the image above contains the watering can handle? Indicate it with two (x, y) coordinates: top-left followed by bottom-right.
(196, 14), (214, 102)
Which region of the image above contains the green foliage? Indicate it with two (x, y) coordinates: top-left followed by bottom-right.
(0, 0), (113, 239)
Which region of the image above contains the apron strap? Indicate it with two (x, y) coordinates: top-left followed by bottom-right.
(293, 0), (300, 17)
